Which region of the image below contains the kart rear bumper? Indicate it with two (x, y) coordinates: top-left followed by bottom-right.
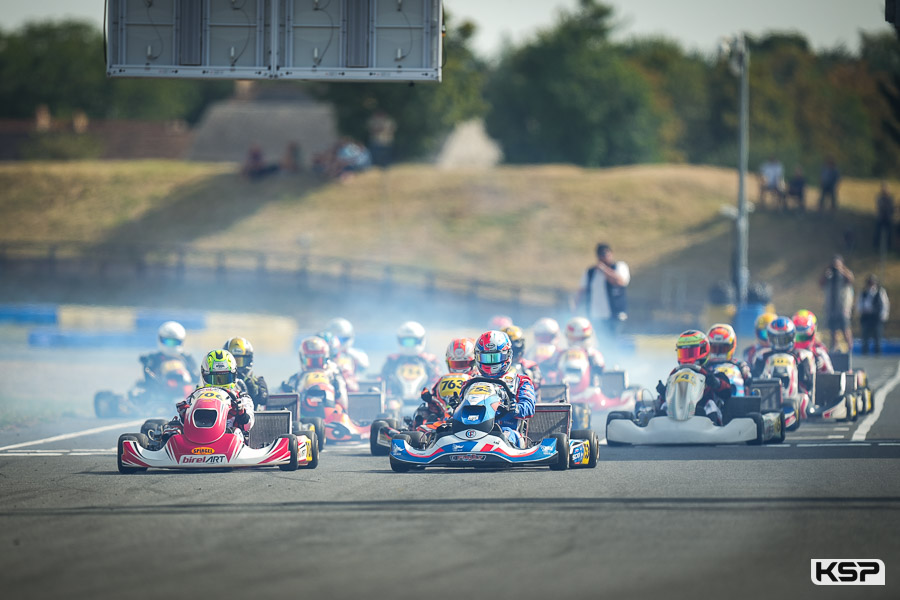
(606, 415), (757, 445)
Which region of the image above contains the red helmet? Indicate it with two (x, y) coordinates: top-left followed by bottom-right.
(565, 317), (593, 346)
(707, 324), (736, 361)
(792, 310), (817, 349)
(676, 330), (710, 365)
(445, 338), (475, 373)
(475, 330), (512, 377)
(299, 336), (329, 370)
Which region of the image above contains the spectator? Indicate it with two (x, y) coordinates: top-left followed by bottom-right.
(758, 155), (784, 209)
(818, 156), (840, 213)
(367, 110), (397, 168)
(786, 166), (806, 212)
(242, 143), (279, 181)
(281, 142), (301, 174)
(858, 274), (890, 355)
(875, 181), (895, 250)
(312, 138), (372, 181)
(575, 242), (630, 342)
(819, 254), (855, 352)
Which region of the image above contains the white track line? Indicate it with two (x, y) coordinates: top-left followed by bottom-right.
(0, 420), (144, 452)
(852, 359), (900, 441)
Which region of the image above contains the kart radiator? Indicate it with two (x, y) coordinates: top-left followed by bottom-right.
(528, 403), (572, 441)
(599, 370), (628, 398)
(831, 352), (852, 372)
(815, 373), (846, 406)
(249, 410), (292, 449)
(347, 392), (385, 424)
(538, 383), (569, 403)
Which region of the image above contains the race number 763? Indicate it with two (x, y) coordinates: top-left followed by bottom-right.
(810, 559), (885, 585)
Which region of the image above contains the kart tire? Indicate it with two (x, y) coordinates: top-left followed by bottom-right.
(300, 417), (326, 451)
(278, 434), (300, 471)
(370, 420), (390, 456)
(745, 412), (765, 446)
(140, 419), (168, 437)
(300, 431), (319, 469)
(389, 434), (412, 473)
(571, 429), (600, 468)
(769, 412), (786, 444)
(117, 433), (148, 474)
(843, 395), (855, 422)
(605, 412), (632, 447)
(94, 391), (119, 419)
(405, 431), (426, 450)
(548, 433), (570, 471)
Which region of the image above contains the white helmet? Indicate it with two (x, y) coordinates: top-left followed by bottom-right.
(326, 317), (355, 348)
(158, 321), (186, 355)
(533, 317), (560, 344)
(565, 317), (594, 347)
(397, 321), (426, 354)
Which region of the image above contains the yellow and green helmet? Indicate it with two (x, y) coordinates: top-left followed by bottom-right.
(201, 349), (237, 388)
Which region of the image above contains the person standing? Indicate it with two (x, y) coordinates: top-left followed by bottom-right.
(818, 157), (840, 213)
(858, 274), (890, 355)
(366, 110), (397, 168)
(819, 254), (855, 351)
(875, 181), (895, 250)
(575, 243), (630, 342)
(758, 156), (785, 209)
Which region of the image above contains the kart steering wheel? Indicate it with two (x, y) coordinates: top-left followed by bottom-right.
(460, 376), (518, 412)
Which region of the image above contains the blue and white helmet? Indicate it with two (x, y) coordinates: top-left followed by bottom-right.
(475, 330), (513, 377)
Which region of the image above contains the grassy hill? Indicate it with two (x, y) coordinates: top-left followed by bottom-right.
(1, 160), (898, 335)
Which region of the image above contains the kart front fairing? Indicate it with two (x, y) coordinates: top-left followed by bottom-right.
(389, 430), (560, 467)
(606, 414), (758, 445)
(118, 431), (308, 469)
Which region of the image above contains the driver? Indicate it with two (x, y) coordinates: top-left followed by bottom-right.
(792, 310), (834, 374)
(224, 337), (269, 409)
(140, 321), (198, 383)
(171, 350), (254, 437)
(705, 323), (752, 395)
(560, 317), (605, 385)
(473, 330), (535, 449)
(503, 325), (542, 389)
(379, 321), (443, 385)
(282, 336), (349, 409)
(658, 330), (732, 426)
(751, 317), (816, 394)
(743, 312), (776, 365)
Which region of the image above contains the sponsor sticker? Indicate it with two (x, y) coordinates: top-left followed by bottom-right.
(449, 454), (485, 462)
(179, 455), (227, 464)
(571, 444), (585, 465)
(811, 559), (884, 585)
(452, 443), (466, 452)
(191, 447), (215, 455)
(466, 415), (479, 422)
(541, 444), (554, 455)
(464, 430), (478, 439)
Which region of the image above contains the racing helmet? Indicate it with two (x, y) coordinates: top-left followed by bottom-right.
(565, 317), (594, 347)
(707, 324), (736, 361)
(223, 337), (254, 375)
(488, 315), (514, 330)
(503, 325), (527, 360)
(397, 321), (426, 354)
(201, 349), (238, 388)
(475, 330), (513, 377)
(326, 317), (355, 348)
(792, 310), (818, 349)
(299, 336), (330, 370)
(533, 317), (560, 344)
(767, 317), (796, 352)
(755, 312), (777, 345)
(158, 321), (186, 355)
(676, 330), (710, 366)
(445, 337), (475, 373)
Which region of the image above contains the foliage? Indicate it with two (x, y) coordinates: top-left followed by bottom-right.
(20, 132), (104, 160)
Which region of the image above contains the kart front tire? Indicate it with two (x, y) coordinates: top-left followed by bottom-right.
(605, 412), (632, 447)
(370, 420), (390, 456)
(278, 434), (300, 471)
(405, 430), (426, 450)
(300, 417), (326, 451)
(140, 418), (168, 437)
(571, 429), (600, 468)
(117, 433), (148, 474)
(300, 431), (319, 469)
(389, 434), (413, 472)
(549, 433), (570, 471)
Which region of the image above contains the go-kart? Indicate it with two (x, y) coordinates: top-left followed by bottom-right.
(370, 372), (469, 456)
(117, 387), (318, 473)
(812, 352), (873, 421)
(383, 358), (432, 417)
(388, 377), (599, 472)
(95, 358), (195, 418)
(606, 365), (783, 446)
(756, 350), (813, 431)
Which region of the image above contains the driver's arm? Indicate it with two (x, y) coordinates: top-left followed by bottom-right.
(513, 378), (536, 419)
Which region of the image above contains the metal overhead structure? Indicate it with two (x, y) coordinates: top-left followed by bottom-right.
(106, 0), (443, 82)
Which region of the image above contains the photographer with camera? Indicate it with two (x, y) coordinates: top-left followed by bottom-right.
(819, 254), (855, 352)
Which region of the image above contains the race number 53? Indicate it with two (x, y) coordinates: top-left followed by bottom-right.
(810, 559), (885, 585)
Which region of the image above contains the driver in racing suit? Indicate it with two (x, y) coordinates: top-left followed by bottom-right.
(561, 317), (605, 385)
(281, 336), (349, 409)
(473, 330), (535, 449)
(792, 310), (834, 374)
(705, 324), (752, 396)
(415, 339), (477, 425)
(224, 336), (269, 409)
(379, 321), (443, 388)
(743, 312), (776, 366)
(503, 325), (542, 390)
(658, 330), (732, 426)
(140, 321), (198, 384)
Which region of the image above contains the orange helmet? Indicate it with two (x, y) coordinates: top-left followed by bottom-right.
(676, 330), (710, 365)
(707, 324), (736, 361)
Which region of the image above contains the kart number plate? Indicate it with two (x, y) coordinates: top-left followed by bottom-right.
(450, 453), (485, 462)
(772, 356), (792, 367)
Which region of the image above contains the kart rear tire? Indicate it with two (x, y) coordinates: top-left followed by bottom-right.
(571, 429), (600, 468)
(140, 419), (168, 437)
(768, 412), (786, 444)
(370, 420), (390, 456)
(117, 433), (148, 474)
(389, 434), (412, 472)
(278, 434), (300, 471)
(94, 391), (119, 419)
(605, 412), (632, 447)
(300, 417), (326, 451)
(843, 395), (855, 422)
(548, 433), (570, 471)
(300, 431), (319, 469)
(745, 412), (765, 446)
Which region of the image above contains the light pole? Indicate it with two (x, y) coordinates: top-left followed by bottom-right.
(720, 34), (750, 306)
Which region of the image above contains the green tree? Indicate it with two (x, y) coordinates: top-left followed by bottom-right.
(484, 0), (660, 166)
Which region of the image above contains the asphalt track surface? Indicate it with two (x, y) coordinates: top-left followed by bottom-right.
(2, 357), (899, 599)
